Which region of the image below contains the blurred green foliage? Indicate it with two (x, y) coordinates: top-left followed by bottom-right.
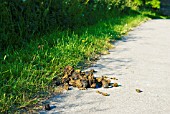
(146, 0), (160, 9)
(1, 0), (160, 50)
(0, 0), (160, 51)
(133, 0), (160, 9)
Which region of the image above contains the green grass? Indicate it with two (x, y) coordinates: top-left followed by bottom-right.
(140, 9), (170, 19)
(0, 9), (156, 113)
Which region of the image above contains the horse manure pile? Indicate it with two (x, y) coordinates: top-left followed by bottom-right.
(54, 66), (120, 92)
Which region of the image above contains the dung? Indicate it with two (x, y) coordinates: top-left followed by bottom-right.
(55, 66), (120, 91)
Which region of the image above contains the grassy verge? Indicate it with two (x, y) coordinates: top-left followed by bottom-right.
(0, 9), (165, 113)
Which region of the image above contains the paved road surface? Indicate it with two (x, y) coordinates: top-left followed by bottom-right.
(40, 19), (170, 114)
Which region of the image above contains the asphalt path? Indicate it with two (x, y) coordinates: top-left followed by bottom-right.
(40, 19), (170, 114)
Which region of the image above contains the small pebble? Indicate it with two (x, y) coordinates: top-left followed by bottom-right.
(113, 83), (119, 87)
(136, 89), (142, 93)
(45, 104), (51, 110)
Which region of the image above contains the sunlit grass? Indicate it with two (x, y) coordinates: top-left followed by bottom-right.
(0, 10), (150, 113)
